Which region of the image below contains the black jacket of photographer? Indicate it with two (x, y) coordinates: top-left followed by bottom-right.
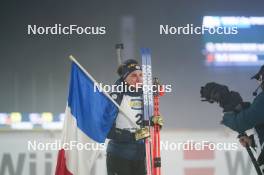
(222, 91), (264, 164)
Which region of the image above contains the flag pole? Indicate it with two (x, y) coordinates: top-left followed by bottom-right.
(69, 55), (138, 128)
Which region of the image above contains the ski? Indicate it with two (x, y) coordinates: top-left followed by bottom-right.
(145, 49), (163, 175)
(142, 48), (153, 175)
(141, 48), (163, 175)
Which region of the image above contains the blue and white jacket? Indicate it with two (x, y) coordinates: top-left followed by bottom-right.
(106, 79), (145, 160)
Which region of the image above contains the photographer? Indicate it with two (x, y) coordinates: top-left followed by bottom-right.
(200, 65), (264, 173)
(221, 66), (264, 169)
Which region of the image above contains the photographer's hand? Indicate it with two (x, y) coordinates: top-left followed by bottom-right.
(239, 135), (253, 147)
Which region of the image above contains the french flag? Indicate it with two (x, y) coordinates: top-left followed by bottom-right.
(55, 59), (118, 175)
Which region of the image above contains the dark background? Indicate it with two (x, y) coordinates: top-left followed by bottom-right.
(1, 0), (264, 129)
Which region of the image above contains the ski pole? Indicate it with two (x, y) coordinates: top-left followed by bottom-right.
(152, 77), (164, 175)
(238, 133), (262, 175)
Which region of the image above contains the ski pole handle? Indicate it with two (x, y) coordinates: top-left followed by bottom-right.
(115, 43), (124, 65)
(153, 77), (165, 97)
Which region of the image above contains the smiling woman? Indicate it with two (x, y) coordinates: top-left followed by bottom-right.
(27, 24), (106, 35)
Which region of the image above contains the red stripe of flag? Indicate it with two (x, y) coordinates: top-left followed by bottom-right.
(55, 149), (73, 175)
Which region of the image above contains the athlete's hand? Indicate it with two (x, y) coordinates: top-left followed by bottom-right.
(135, 127), (150, 140)
(152, 115), (163, 128)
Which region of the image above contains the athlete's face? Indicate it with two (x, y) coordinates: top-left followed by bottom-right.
(125, 70), (143, 87)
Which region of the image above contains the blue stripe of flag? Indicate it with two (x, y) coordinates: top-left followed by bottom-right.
(68, 63), (118, 143)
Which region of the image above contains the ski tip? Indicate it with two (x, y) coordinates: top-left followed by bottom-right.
(140, 48), (146, 54)
(140, 48), (151, 55)
(146, 48), (151, 53)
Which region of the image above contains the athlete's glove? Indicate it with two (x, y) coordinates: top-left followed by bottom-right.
(135, 127), (150, 141)
(152, 115), (164, 128)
